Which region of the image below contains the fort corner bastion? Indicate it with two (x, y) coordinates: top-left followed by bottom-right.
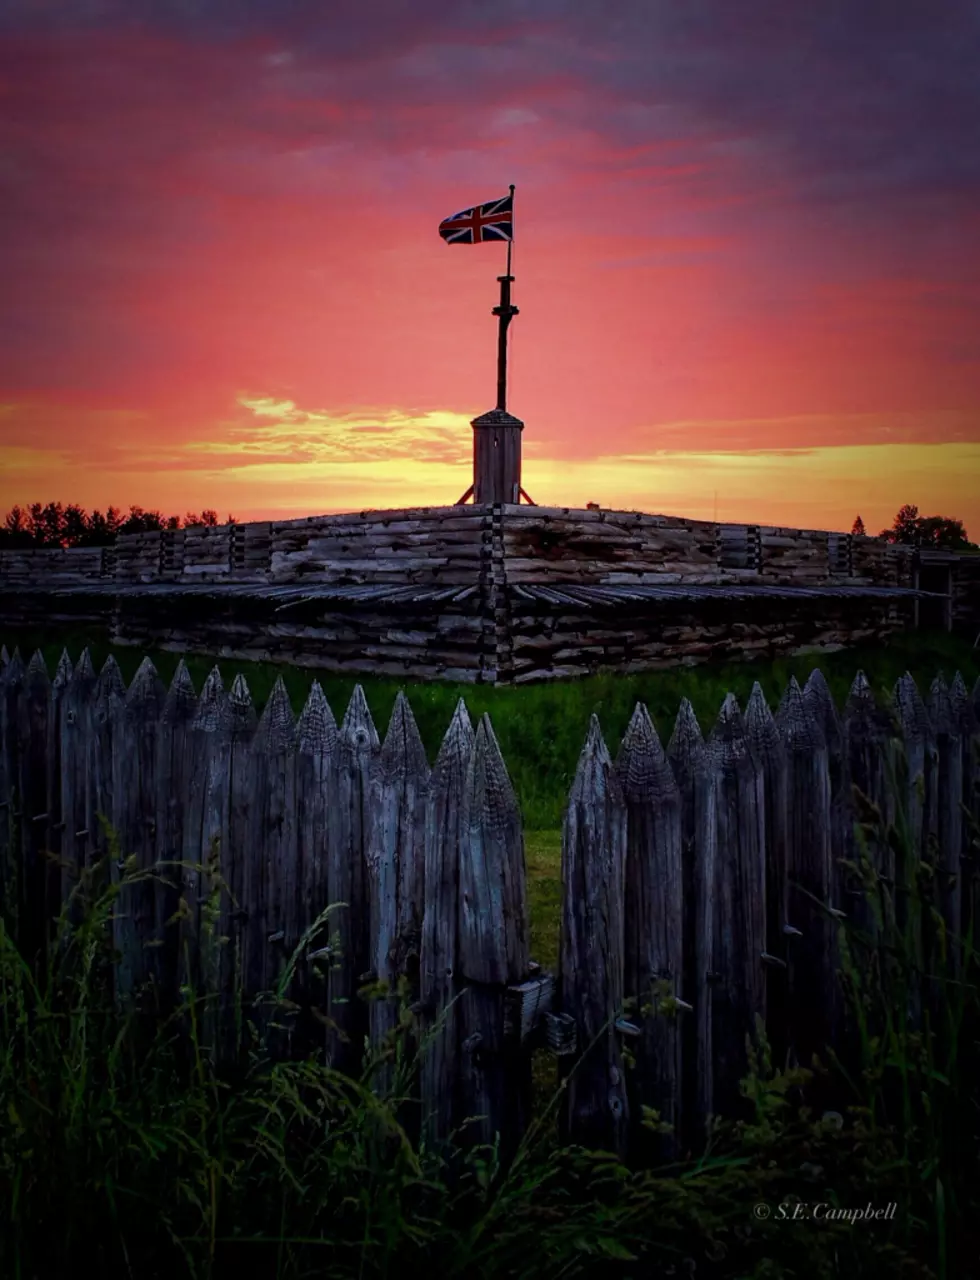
(1, 503), (978, 684)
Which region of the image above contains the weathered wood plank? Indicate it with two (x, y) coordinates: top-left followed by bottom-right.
(804, 668), (851, 919)
(180, 666), (228, 1035)
(111, 657), (166, 1006)
(44, 650), (72, 951)
(615, 702), (683, 1160)
(457, 713), (531, 1159)
(420, 699), (474, 1147)
(777, 677), (837, 1077)
(366, 690), (429, 1095)
(92, 656), (126, 894)
(245, 676), (298, 1054)
(559, 715), (629, 1156)
(707, 693), (766, 1121)
(0, 650), (27, 942)
(329, 685), (380, 1073)
(950, 673), (980, 943)
(744, 682), (790, 1067)
(891, 672), (932, 1025)
(292, 681), (339, 1061)
(927, 675), (962, 968)
(154, 661), (196, 1010)
(20, 652), (51, 974)
(218, 673), (258, 1061)
(841, 670), (895, 945)
(60, 649), (97, 934)
(667, 697), (716, 1151)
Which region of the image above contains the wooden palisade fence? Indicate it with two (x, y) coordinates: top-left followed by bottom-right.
(1, 642), (979, 1162)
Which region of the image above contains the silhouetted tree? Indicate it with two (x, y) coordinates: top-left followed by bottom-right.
(851, 514), (866, 536)
(184, 510), (219, 527)
(916, 515), (973, 550)
(119, 505), (166, 535)
(85, 510), (110, 546)
(0, 501), (191, 548)
(3, 506), (31, 547)
(63, 503), (88, 547)
(879, 503), (921, 544)
(879, 502), (975, 550)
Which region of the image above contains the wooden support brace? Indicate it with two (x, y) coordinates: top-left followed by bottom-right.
(543, 1010), (577, 1055)
(503, 972), (555, 1043)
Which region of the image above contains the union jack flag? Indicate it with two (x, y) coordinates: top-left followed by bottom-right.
(438, 193), (513, 244)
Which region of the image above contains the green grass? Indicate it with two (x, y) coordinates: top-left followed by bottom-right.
(5, 623), (978, 829)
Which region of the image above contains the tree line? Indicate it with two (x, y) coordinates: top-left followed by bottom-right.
(0, 499), (974, 551)
(0, 503), (238, 549)
(852, 504), (976, 551)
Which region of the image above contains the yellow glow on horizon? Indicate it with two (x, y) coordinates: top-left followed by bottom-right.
(1, 414), (978, 539)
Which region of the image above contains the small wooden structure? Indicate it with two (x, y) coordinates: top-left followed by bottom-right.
(456, 250), (536, 506)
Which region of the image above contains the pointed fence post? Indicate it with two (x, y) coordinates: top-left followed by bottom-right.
(928, 675), (962, 970)
(891, 672), (933, 1026)
(295, 681), (339, 1063)
(893, 672), (938, 866)
(707, 692), (766, 1120)
(841, 671), (895, 946)
(667, 698), (717, 1150)
(244, 676), (298, 1056)
(745, 683), (791, 1069)
(778, 677), (837, 1077)
(111, 656), (166, 1006)
(805, 669), (851, 916)
(181, 667), (228, 1039)
(46, 650), (73, 949)
(457, 713), (531, 1160)
(367, 691), (429, 1099)
(60, 649), (97, 934)
(219, 674), (258, 1061)
(92, 656), (125, 886)
(615, 702), (683, 1161)
(155, 661), (197, 1009)
(329, 685), (380, 1074)
(22, 652), (51, 975)
(559, 715), (629, 1157)
(950, 673), (980, 942)
(420, 699), (474, 1148)
(0, 650), (26, 942)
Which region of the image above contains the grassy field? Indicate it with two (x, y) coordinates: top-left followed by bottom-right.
(4, 624), (978, 830)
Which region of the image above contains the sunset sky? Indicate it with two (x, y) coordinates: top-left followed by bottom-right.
(1, 1), (978, 536)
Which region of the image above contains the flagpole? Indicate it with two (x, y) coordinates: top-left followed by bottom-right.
(494, 184), (518, 412)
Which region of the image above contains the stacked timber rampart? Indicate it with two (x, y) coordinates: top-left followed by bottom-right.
(0, 503), (975, 683)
